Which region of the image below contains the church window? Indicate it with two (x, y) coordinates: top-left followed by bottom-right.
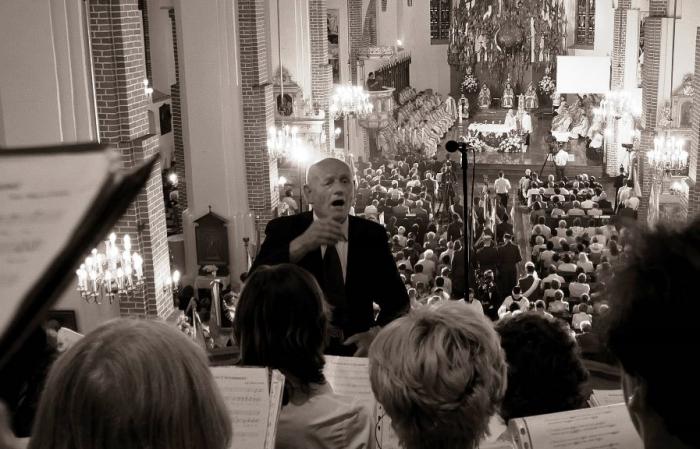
(430, 0), (451, 44)
(575, 0), (595, 47)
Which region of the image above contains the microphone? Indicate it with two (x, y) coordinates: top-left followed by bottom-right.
(446, 140), (468, 153)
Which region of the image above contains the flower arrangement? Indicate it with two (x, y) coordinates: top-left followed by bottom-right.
(539, 75), (556, 96)
(461, 71), (479, 94)
(463, 134), (487, 152)
(498, 135), (523, 153)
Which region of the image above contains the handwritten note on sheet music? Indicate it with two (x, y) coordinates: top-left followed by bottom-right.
(212, 367), (270, 449)
(0, 151), (110, 338)
(513, 404), (642, 449)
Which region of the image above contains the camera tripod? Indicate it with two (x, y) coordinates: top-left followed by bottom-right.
(434, 176), (456, 225)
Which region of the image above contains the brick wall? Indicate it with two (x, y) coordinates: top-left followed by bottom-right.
(169, 8), (187, 230)
(348, 0), (363, 84)
(362, 0), (377, 48)
(138, 0), (152, 83)
(238, 0), (278, 236)
(649, 0), (668, 17)
(88, 0), (172, 320)
(310, 0), (333, 153)
(687, 28), (700, 219)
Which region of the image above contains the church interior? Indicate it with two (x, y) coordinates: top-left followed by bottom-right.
(1, 0), (699, 448)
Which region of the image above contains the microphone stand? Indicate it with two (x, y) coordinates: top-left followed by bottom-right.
(460, 149), (470, 299)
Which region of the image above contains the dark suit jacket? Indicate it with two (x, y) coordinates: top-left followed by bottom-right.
(251, 213), (409, 338)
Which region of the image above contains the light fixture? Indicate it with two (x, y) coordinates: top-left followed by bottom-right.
(267, 124), (300, 159)
(76, 233), (144, 304)
(278, 176), (288, 185)
(163, 270), (181, 294)
(167, 172), (178, 186)
(329, 85), (374, 119)
(647, 132), (688, 174)
(143, 79), (153, 98)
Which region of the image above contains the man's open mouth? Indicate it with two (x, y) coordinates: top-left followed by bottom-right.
(331, 199), (345, 207)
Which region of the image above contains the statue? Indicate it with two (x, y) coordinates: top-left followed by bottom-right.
(657, 102), (672, 128)
(459, 95), (469, 122)
(478, 83), (491, 109)
(504, 109), (517, 130)
(682, 74), (694, 96)
(524, 82), (538, 110)
(502, 77), (514, 109)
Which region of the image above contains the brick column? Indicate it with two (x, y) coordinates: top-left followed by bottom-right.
(362, 0), (377, 47)
(309, 0), (333, 153)
(238, 0), (278, 235)
(348, 0), (363, 84)
(637, 11), (665, 224)
(89, 0), (172, 320)
(686, 29), (700, 219)
(168, 8), (186, 232)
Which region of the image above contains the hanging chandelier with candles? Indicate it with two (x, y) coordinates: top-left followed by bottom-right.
(647, 133), (688, 174)
(329, 85), (374, 119)
(75, 233), (144, 304)
(267, 124), (300, 159)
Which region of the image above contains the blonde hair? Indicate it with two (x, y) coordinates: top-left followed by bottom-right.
(29, 319), (231, 449)
(369, 302), (507, 449)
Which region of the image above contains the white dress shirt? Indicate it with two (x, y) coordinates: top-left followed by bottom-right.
(314, 213), (350, 282)
(494, 177), (511, 194)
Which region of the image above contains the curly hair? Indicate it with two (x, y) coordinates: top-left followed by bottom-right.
(496, 312), (589, 421)
(605, 220), (700, 447)
(369, 302), (507, 449)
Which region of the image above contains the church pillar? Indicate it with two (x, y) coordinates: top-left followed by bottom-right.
(637, 2), (666, 223)
(173, 0), (259, 288)
(686, 29), (700, 219)
(310, 0), (334, 153)
(88, 0), (172, 319)
(348, 0), (363, 84)
(169, 8), (187, 232)
(238, 0), (280, 236)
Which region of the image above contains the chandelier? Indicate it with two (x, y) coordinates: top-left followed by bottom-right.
(647, 133), (688, 173)
(267, 124), (300, 159)
(329, 85), (373, 119)
(75, 233), (144, 304)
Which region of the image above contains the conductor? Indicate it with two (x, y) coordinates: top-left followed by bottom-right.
(250, 158), (410, 356)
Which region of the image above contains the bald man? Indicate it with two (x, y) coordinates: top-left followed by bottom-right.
(251, 158), (409, 356)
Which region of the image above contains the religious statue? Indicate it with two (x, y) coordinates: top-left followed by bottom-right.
(682, 74), (695, 96)
(444, 95), (458, 121)
(657, 102), (672, 128)
(524, 82), (538, 110)
(478, 83), (491, 109)
(504, 109), (517, 131)
(459, 95), (469, 122)
(502, 77), (514, 109)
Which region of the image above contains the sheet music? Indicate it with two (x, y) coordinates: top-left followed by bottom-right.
(510, 404), (642, 449)
(212, 366), (271, 449)
(323, 356), (375, 408)
(590, 389), (625, 407)
(56, 327), (84, 353)
(264, 369), (285, 449)
(0, 150), (111, 339)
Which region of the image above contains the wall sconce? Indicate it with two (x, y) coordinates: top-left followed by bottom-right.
(143, 79), (153, 98)
(163, 270), (181, 295)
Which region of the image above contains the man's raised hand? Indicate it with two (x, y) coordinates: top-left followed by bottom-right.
(290, 218), (345, 262)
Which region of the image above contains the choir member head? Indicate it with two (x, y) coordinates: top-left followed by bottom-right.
(304, 158), (355, 223)
(28, 319), (231, 449)
(606, 220), (700, 448)
(368, 302), (506, 449)
(234, 264), (328, 394)
(496, 313), (589, 422)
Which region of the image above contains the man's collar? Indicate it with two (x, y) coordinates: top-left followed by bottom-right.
(313, 212), (349, 240)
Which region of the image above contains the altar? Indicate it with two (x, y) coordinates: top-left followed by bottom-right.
(463, 121), (524, 153)
(467, 122), (515, 135)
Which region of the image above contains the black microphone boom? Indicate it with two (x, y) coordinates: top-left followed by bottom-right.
(446, 140), (468, 153)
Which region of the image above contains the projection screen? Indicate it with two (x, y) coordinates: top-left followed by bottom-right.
(556, 56), (611, 93)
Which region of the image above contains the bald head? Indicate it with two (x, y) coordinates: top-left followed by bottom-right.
(304, 158), (355, 222)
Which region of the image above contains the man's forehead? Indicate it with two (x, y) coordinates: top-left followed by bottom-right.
(307, 159), (351, 181)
